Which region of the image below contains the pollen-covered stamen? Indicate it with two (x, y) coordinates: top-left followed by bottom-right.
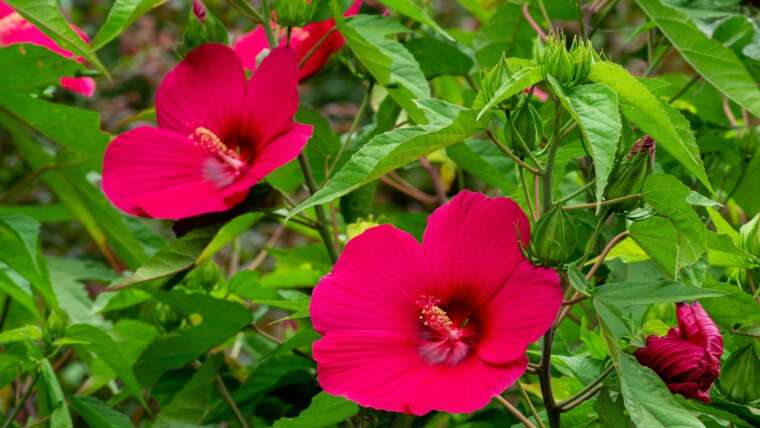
(416, 295), (460, 339)
(190, 127), (245, 171)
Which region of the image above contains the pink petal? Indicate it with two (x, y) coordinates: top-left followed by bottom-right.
(676, 302), (723, 360)
(477, 261), (562, 364)
(240, 46), (299, 144)
(310, 224), (428, 336)
(226, 122), (311, 195)
(155, 44), (246, 137)
(421, 191), (531, 307)
(102, 126), (245, 219)
(313, 329), (526, 415)
(0, 1), (13, 17)
(59, 76), (95, 97)
(233, 26), (271, 71)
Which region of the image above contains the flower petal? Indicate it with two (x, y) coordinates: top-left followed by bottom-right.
(310, 224), (427, 336)
(421, 191), (531, 307)
(241, 46), (299, 144)
(233, 26), (271, 71)
(156, 44), (245, 137)
(102, 126), (245, 219)
(676, 302), (723, 360)
(59, 76), (95, 97)
(477, 260), (562, 364)
(313, 330), (526, 415)
(292, 20), (344, 81)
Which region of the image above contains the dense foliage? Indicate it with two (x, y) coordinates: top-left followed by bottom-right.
(0, 0), (759, 427)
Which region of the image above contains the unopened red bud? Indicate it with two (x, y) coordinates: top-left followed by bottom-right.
(192, 0), (207, 23)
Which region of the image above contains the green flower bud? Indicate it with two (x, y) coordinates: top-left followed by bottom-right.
(475, 59), (512, 110)
(273, 0), (317, 28)
(531, 205), (576, 266)
(718, 341), (760, 404)
(739, 214), (760, 258)
(570, 38), (593, 85)
(508, 101), (542, 155)
(539, 33), (594, 86)
(604, 136), (655, 212)
(45, 311), (67, 340)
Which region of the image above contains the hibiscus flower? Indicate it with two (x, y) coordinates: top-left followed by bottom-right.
(310, 191), (562, 415)
(102, 44), (312, 219)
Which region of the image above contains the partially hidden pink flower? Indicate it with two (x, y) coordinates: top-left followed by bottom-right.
(310, 191), (562, 415)
(234, 0), (362, 81)
(635, 302), (723, 403)
(102, 44), (312, 219)
(0, 0), (95, 96)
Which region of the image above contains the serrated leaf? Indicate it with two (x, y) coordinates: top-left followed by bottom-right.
(592, 280), (722, 305)
(91, 0), (166, 49)
(272, 392), (359, 428)
(617, 353), (705, 428)
(588, 62), (711, 191)
(0, 44), (82, 92)
(634, 0), (760, 117)
(549, 79), (621, 206)
(292, 100), (486, 214)
(337, 14), (430, 123)
(4, 0), (109, 77)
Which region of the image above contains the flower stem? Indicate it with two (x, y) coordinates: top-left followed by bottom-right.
(2, 370), (40, 428)
(486, 130), (542, 176)
(298, 153), (339, 264)
(299, 27), (338, 68)
(215, 375), (251, 428)
(562, 193), (640, 211)
(557, 365), (614, 412)
(518, 382), (546, 428)
(538, 328), (560, 428)
(259, 0), (278, 48)
(496, 395), (537, 428)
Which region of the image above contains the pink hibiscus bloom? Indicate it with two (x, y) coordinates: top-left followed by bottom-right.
(635, 302), (723, 403)
(102, 44), (312, 219)
(234, 0), (362, 81)
(0, 0), (95, 96)
(310, 191), (562, 415)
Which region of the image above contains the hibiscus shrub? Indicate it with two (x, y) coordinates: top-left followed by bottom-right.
(1, 0), (760, 427)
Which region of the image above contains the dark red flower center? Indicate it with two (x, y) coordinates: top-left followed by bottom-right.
(190, 127), (246, 187)
(416, 295), (479, 366)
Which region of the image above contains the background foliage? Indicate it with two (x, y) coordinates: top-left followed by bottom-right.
(0, 0), (759, 427)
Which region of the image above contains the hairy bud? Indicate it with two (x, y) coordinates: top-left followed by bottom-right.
(531, 205), (575, 266)
(604, 136), (655, 211)
(273, 0), (317, 27)
(539, 34), (594, 86)
(508, 100), (542, 155)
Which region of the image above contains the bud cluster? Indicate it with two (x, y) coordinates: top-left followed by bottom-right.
(604, 136), (656, 212)
(538, 33), (594, 87)
(274, 0), (318, 27)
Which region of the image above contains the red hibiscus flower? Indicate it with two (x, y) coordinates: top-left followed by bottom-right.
(635, 302), (723, 403)
(310, 191), (562, 415)
(0, 0), (95, 96)
(102, 44), (312, 219)
(234, 0), (362, 81)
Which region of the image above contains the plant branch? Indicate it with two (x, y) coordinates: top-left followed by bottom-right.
(519, 382), (546, 428)
(486, 130), (542, 175)
(259, 0), (278, 48)
(557, 365), (614, 412)
(668, 75), (700, 104)
(562, 193), (640, 210)
(538, 328), (560, 428)
(495, 395), (537, 428)
(299, 27), (338, 68)
(523, 4), (548, 41)
(419, 157), (447, 205)
(216, 375), (251, 428)
(298, 153), (338, 263)
(380, 174), (437, 207)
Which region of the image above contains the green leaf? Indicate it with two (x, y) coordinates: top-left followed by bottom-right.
(337, 14), (430, 123)
(447, 138), (515, 194)
(477, 65), (543, 119)
(0, 214), (54, 307)
(549, 79), (622, 205)
(152, 355), (222, 428)
(196, 213), (264, 264)
(592, 280), (722, 305)
(4, 0), (109, 77)
(66, 324), (146, 407)
(617, 353), (705, 428)
(377, 0), (453, 41)
(588, 62), (711, 191)
(134, 290), (252, 385)
(40, 358), (73, 428)
(91, 0), (166, 49)
(699, 280), (760, 330)
(292, 100), (486, 214)
(0, 325), (42, 344)
(0, 204), (72, 223)
(0, 93), (109, 165)
(634, 0), (760, 117)
(405, 36), (474, 78)
(271, 392), (359, 428)
(0, 269), (40, 318)
(630, 217), (693, 277)
(0, 45), (82, 92)
(473, 3), (535, 67)
(71, 395), (134, 428)
(718, 342), (760, 404)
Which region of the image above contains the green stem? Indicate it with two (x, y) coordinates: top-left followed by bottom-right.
(557, 179), (595, 204)
(2, 370), (40, 428)
(562, 193), (640, 210)
(576, 0), (586, 36)
(557, 365), (614, 412)
(329, 82), (372, 177)
(519, 168), (537, 221)
(260, 0), (278, 48)
(487, 130), (542, 176)
(588, 0), (620, 38)
(542, 98), (563, 213)
(298, 154), (338, 264)
(668, 75), (700, 104)
(215, 375), (251, 428)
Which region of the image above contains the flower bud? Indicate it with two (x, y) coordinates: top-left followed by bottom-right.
(273, 0), (317, 28)
(539, 34), (594, 86)
(474, 58), (516, 111)
(531, 205), (575, 266)
(508, 100), (542, 155)
(192, 0), (207, 23)
(604, 136), (655, 212)
(45, 311), (67, 340)
(718, 341), (760, 404)
(739, 214), (760, 258)
(635, 302), (723, 403)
